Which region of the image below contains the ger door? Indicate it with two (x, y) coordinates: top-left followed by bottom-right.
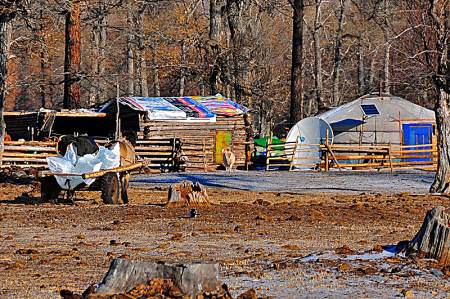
(402, 123), (433, 162)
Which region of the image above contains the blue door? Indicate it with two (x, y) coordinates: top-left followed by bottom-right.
(402, 123), (433, 162)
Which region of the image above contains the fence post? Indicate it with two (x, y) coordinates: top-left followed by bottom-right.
(388, 142), (393, 173)
(265, 136), (272, 171)
(202, 137), (207, 172)
(325, 130), (329, 172)
(289, 137), (299, 171)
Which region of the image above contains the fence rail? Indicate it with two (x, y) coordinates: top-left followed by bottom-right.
(266, 140), (437, 172)
(0, 138), (207, 172)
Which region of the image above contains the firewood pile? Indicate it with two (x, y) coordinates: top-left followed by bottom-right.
(0, 167), (37, 184)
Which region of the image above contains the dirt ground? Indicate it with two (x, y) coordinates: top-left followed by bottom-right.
(0, 176), (450, 298)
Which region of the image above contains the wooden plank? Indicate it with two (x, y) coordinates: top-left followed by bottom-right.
(82, 162), (144, 179)
(3, 146), (57, 152)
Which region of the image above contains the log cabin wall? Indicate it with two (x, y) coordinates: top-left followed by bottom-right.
(140, 115), (250, 171)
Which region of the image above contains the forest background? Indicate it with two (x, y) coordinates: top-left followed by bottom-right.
(0, 0), (447, 137)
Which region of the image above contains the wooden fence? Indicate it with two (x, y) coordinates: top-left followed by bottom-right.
(0, 137), (210, 172)
(266, 140), (437, 172)
(0, 140), (58, 168)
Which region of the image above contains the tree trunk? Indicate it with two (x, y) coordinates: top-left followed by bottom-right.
(39, 9), (49, 108)
(63, 0), (82, 109)
(357, 36), (365, 95)
(151, 45), (160, 97)
(126, 0), (135, 96)
(0, 17), (12, 166)
(383, 43), (391, 94)
(406, 206), (450, 265)
(331, 0), (347, 106)
(90, 0), (107, 105)
(140, 51), (148, 97)
(368, 55), (376, 92)
(87, 259), (221, 297)
(179, 41), (186, 96)
(431, 90), (450, 193)
(429, 0), (450, 194)
(89, 19), (100, 105)
(40, 48), (48, 108)
(313, 0), (325, 113)
(209, 0), (226, 95)
(135, 5), (148, 97)
(209, 0), (223, 42)
(290, 0), (304, 125)
(134, 49), (141, 95)
(382, 0), (392, 94)
(98, 1), (106, 103)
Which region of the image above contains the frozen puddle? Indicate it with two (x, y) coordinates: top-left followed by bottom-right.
(299, 245), (403, 263)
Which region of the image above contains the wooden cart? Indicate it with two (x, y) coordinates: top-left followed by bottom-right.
(37, 162), (144, 204)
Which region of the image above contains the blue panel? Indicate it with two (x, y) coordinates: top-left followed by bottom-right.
(402, 123), (433, 162)
(361, 104), (380, 116)
(330, 119), (365, 134)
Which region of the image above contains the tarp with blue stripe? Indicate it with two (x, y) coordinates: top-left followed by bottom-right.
(101, 95), (248, 121)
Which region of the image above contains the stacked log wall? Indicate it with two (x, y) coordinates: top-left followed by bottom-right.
(140, 116), (249, 171)
(0, 140), (57, 168)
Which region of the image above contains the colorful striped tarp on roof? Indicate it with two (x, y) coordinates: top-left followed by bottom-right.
(191, 95), (249, 117)
(101, 95), (248, 120)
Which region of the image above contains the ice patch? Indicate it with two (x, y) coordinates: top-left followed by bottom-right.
(299, 247), (402, 263)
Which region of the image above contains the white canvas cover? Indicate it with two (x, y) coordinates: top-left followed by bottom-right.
(285, 94), (435, 169)
(285, 117), (333, 169)
(319, 94), (435, 145)
(125, 97), (186, 120)
(47, 143), (121, 190)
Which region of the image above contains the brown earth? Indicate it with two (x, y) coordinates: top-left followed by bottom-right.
(0, 181), (449, 298)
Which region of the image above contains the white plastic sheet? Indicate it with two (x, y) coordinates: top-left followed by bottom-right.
(47, 143), (121, 190)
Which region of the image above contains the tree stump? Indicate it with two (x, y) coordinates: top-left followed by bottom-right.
(406, 206), (450, 265)
(167, 180), (210, 207)
(88, 259), (220, 297)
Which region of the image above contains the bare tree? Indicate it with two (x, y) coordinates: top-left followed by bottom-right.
(312, 0), (326, 113)
(331, 0), (348, 105)
(289, 0), (304, 125)
(0, 12), (13, 165)
(0, 0), (28, 162)
(151, 45), (160, 96)
(89, 0), (107, 105)
(126, 0), (135, 96)
(179, 40), (187, 96)
(63, 0), (82, 109)
(427, 0), (450, 193)
(357, 34), (365, 95)
(209, 0), (226, 94)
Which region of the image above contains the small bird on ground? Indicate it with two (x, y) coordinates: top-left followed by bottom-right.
(189, 208), (199, 218)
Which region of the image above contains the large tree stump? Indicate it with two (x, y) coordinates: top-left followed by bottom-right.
(406, 206), (450, 265)
(89, 259), (220, 297)
(167, 180), (210, 207)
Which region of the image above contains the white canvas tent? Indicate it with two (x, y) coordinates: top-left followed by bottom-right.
(318, 93), (435, 145)
(285, 93), (436, 169)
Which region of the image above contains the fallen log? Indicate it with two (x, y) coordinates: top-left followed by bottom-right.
(406, 206), (450, 265)
(89, 259), (220, 297)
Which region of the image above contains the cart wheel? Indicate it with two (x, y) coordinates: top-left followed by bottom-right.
(40, 176), (61, 203)
(120, 173), (130, 204)
(100, 173), (121, 205)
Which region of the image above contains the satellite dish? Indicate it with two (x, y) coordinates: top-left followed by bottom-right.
(285, 117), (333, 169)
